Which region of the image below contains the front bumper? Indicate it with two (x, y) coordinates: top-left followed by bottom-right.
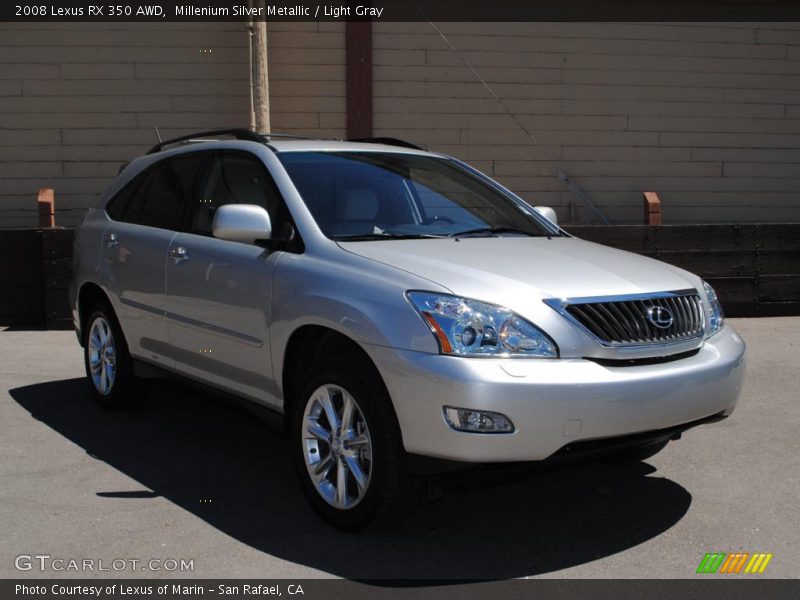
(369, 325), (746, 462)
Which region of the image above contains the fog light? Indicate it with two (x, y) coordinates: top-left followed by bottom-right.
(443, 406), (514, 433)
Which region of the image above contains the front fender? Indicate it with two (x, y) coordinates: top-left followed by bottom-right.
(269, 251), (444, 396)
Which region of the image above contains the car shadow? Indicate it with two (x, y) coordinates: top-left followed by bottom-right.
(9, 377), (692, 581)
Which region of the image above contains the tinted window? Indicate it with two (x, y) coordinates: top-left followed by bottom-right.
(191, 151), (290, 236)
(111, 153), (207, 230)
(139, 163), (184, 229)
(105, 176), (141, 221)
(119, 171), (148, 224)
(171, 152), (209, 202)
(277, 152), (555, 240)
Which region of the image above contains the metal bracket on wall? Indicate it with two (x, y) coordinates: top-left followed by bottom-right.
(558, 172), (610, 225)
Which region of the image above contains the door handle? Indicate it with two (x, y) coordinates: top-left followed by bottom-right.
(105, 233), (118, 248)
(169, 246), (190, 263)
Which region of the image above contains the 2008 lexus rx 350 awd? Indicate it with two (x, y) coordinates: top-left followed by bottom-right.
(70, 130), (746, 530)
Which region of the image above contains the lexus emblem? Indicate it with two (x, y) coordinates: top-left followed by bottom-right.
(646, 306), (674, 329)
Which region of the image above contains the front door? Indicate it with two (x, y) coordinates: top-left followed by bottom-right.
(165, 151), (291, 407)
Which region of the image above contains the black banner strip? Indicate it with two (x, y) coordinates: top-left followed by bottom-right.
(4, 1), (800, 22)
(4, 579), (800, 600)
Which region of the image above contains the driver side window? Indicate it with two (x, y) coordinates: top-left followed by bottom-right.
(191, 151), (290, 236)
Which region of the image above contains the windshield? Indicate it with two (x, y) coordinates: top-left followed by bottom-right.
(277, 151), (558, 241)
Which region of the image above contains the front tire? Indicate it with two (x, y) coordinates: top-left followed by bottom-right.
(291, 359), (421, 530)
(83, 303), (141, 408)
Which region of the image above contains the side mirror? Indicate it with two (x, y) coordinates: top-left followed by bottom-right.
(212, 204), (272, 245)
(534, 206), (558, 226)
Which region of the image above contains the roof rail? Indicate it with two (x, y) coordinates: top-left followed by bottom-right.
(349, 137), (424, 150)
(146, 128), (266, 154)
(263, 132), (321, 141)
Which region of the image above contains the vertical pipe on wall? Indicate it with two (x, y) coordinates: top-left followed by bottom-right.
(346, 21), (373, 139)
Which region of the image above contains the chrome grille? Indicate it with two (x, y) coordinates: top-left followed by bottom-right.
(548, 290), (705, 346)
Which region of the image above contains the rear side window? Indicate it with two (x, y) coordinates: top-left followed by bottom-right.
(139, 161), (186, 229)
(106, 153), (208, 230)
(105, 177), (140, 221)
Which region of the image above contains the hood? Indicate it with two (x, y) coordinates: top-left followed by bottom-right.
(338, 236), (700, 309)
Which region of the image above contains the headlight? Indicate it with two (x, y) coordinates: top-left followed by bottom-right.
(406, 291), (558, 358)
(703, 281), (724, 337)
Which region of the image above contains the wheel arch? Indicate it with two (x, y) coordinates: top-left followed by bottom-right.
(76, 282), (112, 346)
(280, 324), (395, 431)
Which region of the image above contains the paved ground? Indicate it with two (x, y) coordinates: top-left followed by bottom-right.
(1, 318), (798, 580)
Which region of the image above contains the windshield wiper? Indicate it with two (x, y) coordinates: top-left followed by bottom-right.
(448, 226), (550, 238)
(334, 232), (447, 241)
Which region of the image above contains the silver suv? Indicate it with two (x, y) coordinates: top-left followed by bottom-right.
(70, 130), (746, 529)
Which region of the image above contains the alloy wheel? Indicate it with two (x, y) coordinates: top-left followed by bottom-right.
(301, 384), (373, 510)
(87, 316), (116, 395)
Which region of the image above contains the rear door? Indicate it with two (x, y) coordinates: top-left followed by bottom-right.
(101, 153), (206, 368)
(165, 150), (293, 407)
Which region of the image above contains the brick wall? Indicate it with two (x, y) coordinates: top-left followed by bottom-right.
(0, 22), (348, 228)
(371, 22), (800, 224)
(267, 22), (347, 138)
(2, 22), (800, 227)
(0, 22), (251, 228)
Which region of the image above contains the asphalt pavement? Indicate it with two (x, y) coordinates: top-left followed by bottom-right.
(1, 318), (797, 579)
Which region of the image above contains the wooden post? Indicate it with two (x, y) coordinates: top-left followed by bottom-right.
(644, 191), (662, 226)
(249, 2), (270, 133)
(37, 188), (55, 228)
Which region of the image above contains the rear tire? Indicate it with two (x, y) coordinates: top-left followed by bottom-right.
(291, 357), (422, 530)
(82, 302), (142, 408)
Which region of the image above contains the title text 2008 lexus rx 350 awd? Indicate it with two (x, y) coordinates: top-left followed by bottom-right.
(70, 130), (745, 529)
